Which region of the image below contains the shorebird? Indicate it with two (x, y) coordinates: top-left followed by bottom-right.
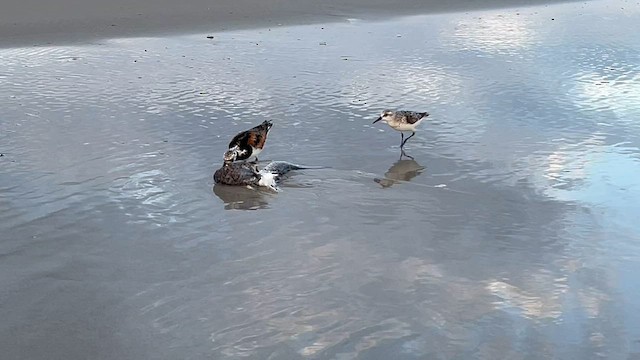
(227, 120), (273, 162)
(214, 159), (279, 191)
(373, 110), (429, 149)
(214, 148), (319, 191)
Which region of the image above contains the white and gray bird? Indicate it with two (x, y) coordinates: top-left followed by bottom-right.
(373, 110), (430, 149)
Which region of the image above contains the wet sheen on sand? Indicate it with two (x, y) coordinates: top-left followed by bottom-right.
(1, 1), (640, 359)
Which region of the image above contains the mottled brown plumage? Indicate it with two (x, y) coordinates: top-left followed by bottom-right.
(213, 162), (262, 187)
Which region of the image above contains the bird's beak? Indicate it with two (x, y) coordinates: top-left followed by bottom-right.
(373, 117), (382, 124)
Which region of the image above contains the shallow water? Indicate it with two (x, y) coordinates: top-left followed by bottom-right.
(2, 1), (640, 358)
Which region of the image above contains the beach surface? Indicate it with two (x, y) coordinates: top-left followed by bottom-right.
(2, 0), (581, 46)
(2, 0), (640, 359)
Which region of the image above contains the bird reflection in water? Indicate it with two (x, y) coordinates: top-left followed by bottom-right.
(212, 184), (273, 210)
(374, 154), (426, 188)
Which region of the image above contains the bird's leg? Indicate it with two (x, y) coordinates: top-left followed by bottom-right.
(400, 133), (404, 148)
(400, 149), (414, 160)
(401, 132), (415, 147)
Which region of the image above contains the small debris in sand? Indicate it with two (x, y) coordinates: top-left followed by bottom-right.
(0, 153), (4, 157)
(206, 35), (214, 39)
(319, 42), (327, 45)
(396, 34), (402, 37)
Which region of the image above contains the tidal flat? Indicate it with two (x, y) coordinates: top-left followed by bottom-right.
(1, 0), (639, 358)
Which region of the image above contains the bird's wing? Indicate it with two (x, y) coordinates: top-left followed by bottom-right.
(247, 132), (266, 149)
(405, 112), (425, 124)
(228, 130), (250, 148)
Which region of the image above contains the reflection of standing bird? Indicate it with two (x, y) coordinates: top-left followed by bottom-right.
(227, 120), (273, 162)
(373, 110), (429, 149)
(374, 158), (425, 188)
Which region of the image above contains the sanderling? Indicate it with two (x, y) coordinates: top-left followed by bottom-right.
(227, 120), (273, 162)
(373, 110), (429, 149)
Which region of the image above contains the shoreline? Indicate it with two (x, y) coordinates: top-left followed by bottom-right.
(0, 0), (583, 48)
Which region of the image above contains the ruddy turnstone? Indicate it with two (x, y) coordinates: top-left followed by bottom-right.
(227, 120), (273, 162)
(373, 110), (429, 149)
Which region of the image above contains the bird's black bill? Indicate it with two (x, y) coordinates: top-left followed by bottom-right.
(373, 117), (382, 124)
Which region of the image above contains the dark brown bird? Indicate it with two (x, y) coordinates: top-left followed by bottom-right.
(214, 161), (268, 189)
(214, 149), (318, 191)
(227, 120), (273, 162)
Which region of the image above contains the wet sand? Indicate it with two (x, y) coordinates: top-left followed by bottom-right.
(2, 0), (640, 359)
(1, 0), (581, 47)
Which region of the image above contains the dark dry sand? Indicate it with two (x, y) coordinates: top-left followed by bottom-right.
(1, 0), (581, 47)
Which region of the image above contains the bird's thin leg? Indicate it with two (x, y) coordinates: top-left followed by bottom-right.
(400, 133), (404, 148)
(401, 132), (415, 147)
(400, 149), (414, 160)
